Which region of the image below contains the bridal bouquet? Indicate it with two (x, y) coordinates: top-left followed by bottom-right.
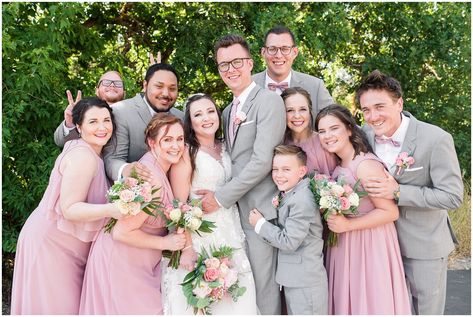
(309, 173), (367, 246)
(161, 199), (216, 269)
(181, 245), (247, 315)
(104, 170), (162, 233)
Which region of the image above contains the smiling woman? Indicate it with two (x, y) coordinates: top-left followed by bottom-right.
(79, 113), (187, 314)
(10, 97), (124, 314)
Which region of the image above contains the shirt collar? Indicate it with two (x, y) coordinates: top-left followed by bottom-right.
(265, 70), (292, 87)
(234, 81), (256, 108)
(142, 93), (158, 117)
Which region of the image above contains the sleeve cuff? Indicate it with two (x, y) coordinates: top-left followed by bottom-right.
(62, 122), (75, 136)
(117, 163), (128, 182)
(254, 217), (267, 234)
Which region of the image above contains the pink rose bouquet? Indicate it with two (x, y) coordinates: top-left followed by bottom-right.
(104, 169), (162, 233)
(181, 245), (247, 314)
(309, 172), (367, 246)
(161, 199), (216, 269)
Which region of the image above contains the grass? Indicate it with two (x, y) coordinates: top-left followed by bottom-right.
(448, 184), (471, 261)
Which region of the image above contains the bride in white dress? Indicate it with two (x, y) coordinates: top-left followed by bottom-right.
(162, 94), (258, 315)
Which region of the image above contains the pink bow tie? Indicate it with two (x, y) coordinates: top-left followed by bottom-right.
(268, 82), (289, 91)
(375, 136), (401, 147)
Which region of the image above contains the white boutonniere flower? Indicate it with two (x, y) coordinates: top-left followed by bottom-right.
(233, 111), (247, 126)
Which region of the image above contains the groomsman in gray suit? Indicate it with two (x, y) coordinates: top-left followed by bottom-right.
(358, 70), (463, 315)
(253, 26), (333, 124)
(198, 34), (286, 314)
(54, 71), (126, 147)
(103, 63), (184, 181)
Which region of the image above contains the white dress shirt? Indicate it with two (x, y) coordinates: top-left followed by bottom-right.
(374, 113), (410, 170)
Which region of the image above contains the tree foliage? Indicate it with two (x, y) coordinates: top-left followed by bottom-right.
(2, 2), (470, 252)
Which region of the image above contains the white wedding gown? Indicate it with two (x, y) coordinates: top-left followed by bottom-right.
(162, 147), (258, 315)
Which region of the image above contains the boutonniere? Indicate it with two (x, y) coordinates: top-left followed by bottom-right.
(395, 152), (415, 175)
(233, 111), (247, 126)
(271, 193), (283, 208)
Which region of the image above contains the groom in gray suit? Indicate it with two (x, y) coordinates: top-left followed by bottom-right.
(253, 26), (333, 125)
(198, 34), (286, 314)
(358, 70), (463, 315)
(103, 63), (183, 181)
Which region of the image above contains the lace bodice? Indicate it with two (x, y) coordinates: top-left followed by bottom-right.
(189, 144), (231, 198)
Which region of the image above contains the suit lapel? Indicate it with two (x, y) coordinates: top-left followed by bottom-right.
(136, 94), (153, 125)
(223, 104), (232, 150)
(289, 70), (300, 88)
(230, 86), (259, 153)
(394, 112), (418, 179)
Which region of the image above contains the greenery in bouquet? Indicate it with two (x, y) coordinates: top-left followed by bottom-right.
(103, 169), (162, 233)
(161, 199), (216, 269)
(181, 245), (247, 315)
(309, 172), (367, 246)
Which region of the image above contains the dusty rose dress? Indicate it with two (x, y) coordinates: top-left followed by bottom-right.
(288, 132), (337, 175)
(10, 139), (109, 314)
(326, 153), (411, 314)
(79, 151), (171, 314)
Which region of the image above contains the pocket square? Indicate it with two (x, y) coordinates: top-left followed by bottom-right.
(239, 120), (254, 127)
(405, 166), (423, 172)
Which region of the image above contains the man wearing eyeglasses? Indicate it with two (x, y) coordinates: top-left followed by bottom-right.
(54, 71), (126, 147)
(198, 34), (286, 315)
(253, 26), (334, 124)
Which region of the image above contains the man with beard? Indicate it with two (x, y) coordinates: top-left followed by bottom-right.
(103, 63), (184, 182)
(54, 71), (126, 147)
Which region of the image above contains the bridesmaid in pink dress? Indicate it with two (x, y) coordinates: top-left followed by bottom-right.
(11, 97), (124, 314)
(79, 113), (187, 314)
(315, 104), (411, 314)
(281, 87), (337, 175)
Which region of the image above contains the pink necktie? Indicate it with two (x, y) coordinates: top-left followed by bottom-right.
(268, 82), (289, 92)
(228, 98), (240, 146)
(375, 136), (401, 147)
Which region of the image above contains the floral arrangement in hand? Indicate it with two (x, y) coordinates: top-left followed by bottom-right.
(161, 199), (216, 269)
(309, 172), (367, 246)
(181, 245), (247, 315)
(104, 169), (162, 233)
(395, 151), (415, 175)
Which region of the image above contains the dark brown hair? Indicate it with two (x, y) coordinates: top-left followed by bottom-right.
(214, 34), (251, 60)
(315, 104), (373, 158)
(264, 25), (296, 46)
(355, 69), (403, 107)
(281, 87), (314, 143)
(183, 93), (223, 177)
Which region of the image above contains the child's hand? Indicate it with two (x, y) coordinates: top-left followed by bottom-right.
(249, 208), (263, 227)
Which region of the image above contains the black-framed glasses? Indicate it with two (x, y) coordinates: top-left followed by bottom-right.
(98, 79), (124, 88)
(264, 46), (294, 56)
(217, 57), (251, 72)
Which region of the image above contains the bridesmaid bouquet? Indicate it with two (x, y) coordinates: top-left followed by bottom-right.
(104, 169), (162, 233)
(161, 199), (216, 269)
(309, 173), (367, 246)
(181, 245), (247, 315)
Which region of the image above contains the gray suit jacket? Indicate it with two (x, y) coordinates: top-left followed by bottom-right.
(253, 69), (334, 124)
(54, 122), (80, 147)
(103, 93), (184, 180)
(363, 111), (463, 259)
(258, 178), (326, 288)
(215, 84), (286, 224)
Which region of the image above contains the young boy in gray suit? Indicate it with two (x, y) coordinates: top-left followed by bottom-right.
(249, 145), (328, 315)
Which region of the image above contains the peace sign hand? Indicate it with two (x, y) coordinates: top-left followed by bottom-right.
(64, 90), (82, 128)
(148, 51), (162, 65)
